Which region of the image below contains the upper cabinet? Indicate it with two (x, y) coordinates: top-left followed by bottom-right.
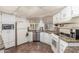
(61, 7), (72, 22)
(53, 7), (72, 24)
(53, 12), (61, 24)
(2, 13), (15, 24)
(53, 14), (58, 24)
(56, 13), (61, 23)
(71, 6), (79, 17)
(62, 7), (72, 20)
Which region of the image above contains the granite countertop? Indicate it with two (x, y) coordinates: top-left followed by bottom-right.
(29, 30), (54, 34)
(64, 46), (79, 53)
(44, 30), (54, 34)
(60, 35), (79, 43)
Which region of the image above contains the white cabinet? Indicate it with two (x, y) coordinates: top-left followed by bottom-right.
(53, 14), (58, 24)
(2, 13), (15, 24)
(59, 39), (68, 53)
(53, 7), (72, 24)
(45, 33), (52, 45)
(57, 13), (61, 23)
(71, 6), (79, 17)
(40, 32), (45, 43)
(60, 7), (72, 23)
(53, 13), (61, 24)
(29, 23), (38, 30)
(40, 32), (52, 45)
(65, 7), (72, 19)
(42, 33), (49, 44)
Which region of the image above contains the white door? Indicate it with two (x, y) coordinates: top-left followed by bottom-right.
(17, 29), (27, 45)
(17, 20), (28, 45)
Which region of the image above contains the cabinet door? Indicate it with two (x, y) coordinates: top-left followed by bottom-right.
(65, 7), (72, 21)
(60, 8), (65, 20)
(43, 33), (49, 44)
(60, 7), (72, 22)
(40, 32), (51, 45)
(53, 14), (58, 24)
(2, 13), (15, 24)
(40, 32), (45, 43)
(65, 7), (72, 19)
(56, 13), (61, 23)
(72, 6), (79, 17)
(59, 40), (68, 53)
(47, 34), (52, 45)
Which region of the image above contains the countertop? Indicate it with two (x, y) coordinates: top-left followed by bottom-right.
(64, 46), (79, 53)
(29, 30), (54, 34)
(60, 34), (79, 43)
(29, 30), (79, 43)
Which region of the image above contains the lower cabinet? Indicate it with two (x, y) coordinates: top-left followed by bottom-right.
(59, 40), (68, 53)
(40, 32), (68, 53)
(40, 32), (52, 45)
(40, 32), (44, 42)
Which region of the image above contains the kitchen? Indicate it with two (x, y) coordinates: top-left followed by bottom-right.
(0, 6), (79, 53)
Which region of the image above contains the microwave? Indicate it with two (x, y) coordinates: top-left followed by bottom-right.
(2, 24), (14, 30)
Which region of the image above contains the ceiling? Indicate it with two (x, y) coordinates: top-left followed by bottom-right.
(0, 6), (64, 18)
